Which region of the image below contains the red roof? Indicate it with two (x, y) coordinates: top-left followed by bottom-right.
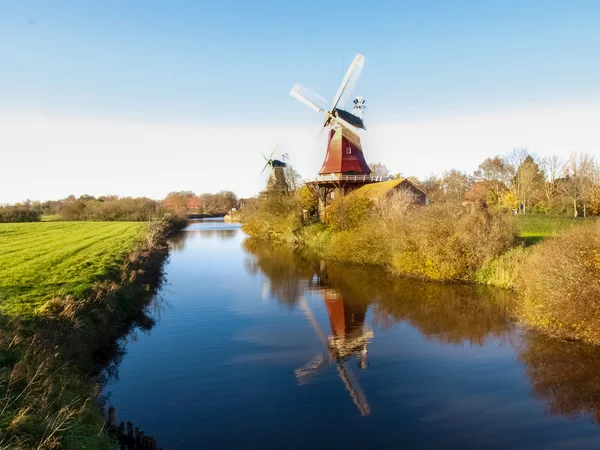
(319, 127), (371, 175)
(187, 198), (201, 209)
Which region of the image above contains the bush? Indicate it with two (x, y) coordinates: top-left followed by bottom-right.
(326, 195), (373, 230)
(60, 196), (159, 221)
(516, 222), (600, 344)
(389, 205), (517, 281)
(0, 205), (41, 222)
(475, 246), (531, 289)
(241, 191), (302, 243)
(325, 200), (516, 281)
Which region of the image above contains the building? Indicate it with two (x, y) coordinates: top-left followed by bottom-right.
(342, 178), (429, 205)
(187, 197), (202, 211)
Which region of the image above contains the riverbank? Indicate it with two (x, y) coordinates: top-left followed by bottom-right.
(241, 191), (600, 345)
(0, 220), (171, 448)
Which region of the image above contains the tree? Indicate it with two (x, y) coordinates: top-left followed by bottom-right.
(475, 156), (511, 197)
(163, 191), (194, 217)
(284, 165), (303, 192)
(560, 152), (596, 217)
(441, 169), (471, 204)
(369, 162), (391, 179)
(513, 155), (544, 214)
(540, 155), (563, 212)
(421, 174), (443, 203)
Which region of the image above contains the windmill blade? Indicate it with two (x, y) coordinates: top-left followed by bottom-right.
(260, 160), (270, 175)
(336, 361), (371, 416)
(269, 143), (279, 160)
(261, 150), (268, 161)
(295, 354), (327, 385)
(290, 84), (327, 112)
(331, 54), (366, 111)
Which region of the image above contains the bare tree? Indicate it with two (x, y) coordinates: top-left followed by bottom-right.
(369, 162), (391, 179)
(540, 155), (563, 208)
(284, 165), (303, 192)
(560, 152), (595, 217)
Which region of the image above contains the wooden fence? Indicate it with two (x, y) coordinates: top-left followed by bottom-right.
(107, 406), (163, 450)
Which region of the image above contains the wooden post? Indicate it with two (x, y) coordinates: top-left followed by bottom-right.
(108, 406), (116, 427)
(127, 422), (134, 443)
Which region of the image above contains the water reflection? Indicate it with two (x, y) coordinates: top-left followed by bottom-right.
(170, 228), (236, 252)
(244, 241), (514, 346)
(104, 224), (600, 447)
(518, 331), (600, 424)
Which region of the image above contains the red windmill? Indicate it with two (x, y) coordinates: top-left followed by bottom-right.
(290, 54), (385, 218)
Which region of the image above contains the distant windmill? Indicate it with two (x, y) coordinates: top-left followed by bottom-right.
(260, 145), (288, 192)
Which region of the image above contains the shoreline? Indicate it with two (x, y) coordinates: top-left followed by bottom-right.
(0, 220), (173, 449)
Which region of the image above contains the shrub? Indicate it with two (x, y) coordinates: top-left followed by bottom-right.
(326, 200), (516, 281)
(516, 222), (600, 344)
(242, 191), (302, 243)
(0, 205), (41, 222)
(60, 196), (159, 221)
(390, 205), (517, 281)
(326, 195), (373, 230)
(475, 246), (531, 289)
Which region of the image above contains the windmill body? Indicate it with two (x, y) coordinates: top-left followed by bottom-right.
(320, 126), (371, 175)
(290, 54), (387, 219)
(261, 147), (289, 193)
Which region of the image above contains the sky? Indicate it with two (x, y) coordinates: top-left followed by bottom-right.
(1, 0), (600, 203)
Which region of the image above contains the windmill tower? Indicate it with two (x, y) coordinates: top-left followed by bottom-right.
(260, 146), (289, 193)
(290, 54), (385, 218)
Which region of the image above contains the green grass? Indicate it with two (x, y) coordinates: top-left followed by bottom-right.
(516, 215), (597, 245)
(0, 222), (147, 317)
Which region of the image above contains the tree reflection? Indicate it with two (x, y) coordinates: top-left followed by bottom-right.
(243, 240), (316, 307)
(170, 229), (237, 252)
(244, 240), (515, 346)
(517, 330), (600, 424)
(323, 263), (515, 346)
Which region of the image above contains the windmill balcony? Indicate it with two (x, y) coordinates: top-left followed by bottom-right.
(312, 174), (389, 183)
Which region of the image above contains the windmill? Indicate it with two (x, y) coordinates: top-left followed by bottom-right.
(260, 145), (288, 192)
(290, 54), (383, 218)
(290, 53), (371, 177)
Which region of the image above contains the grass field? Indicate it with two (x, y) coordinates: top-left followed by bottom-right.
(0, 221), (148, 317)
(515, 215), (597, 245)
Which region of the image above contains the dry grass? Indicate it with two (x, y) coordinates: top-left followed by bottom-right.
(0, 220), (169, 448)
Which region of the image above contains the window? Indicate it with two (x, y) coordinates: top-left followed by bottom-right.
(346, 147), (352, 154)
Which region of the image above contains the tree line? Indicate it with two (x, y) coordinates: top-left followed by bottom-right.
(0, 190), (239, 223)
(373, 149), (600, 217)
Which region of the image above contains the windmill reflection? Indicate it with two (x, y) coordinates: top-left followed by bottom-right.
(244, 242), (372, 415)
(295, 264), (373, 416)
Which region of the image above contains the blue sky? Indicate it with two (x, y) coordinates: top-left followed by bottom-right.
(1, 1), (600, 201)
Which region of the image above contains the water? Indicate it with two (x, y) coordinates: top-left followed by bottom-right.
(104, 219), (600, 449)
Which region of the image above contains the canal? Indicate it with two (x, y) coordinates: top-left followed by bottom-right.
(103, 219), (600, 449)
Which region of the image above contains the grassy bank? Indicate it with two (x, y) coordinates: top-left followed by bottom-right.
(0, 221), (170, 448)
(0, 222), (147, 317)
(516, 215), (597, 245)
